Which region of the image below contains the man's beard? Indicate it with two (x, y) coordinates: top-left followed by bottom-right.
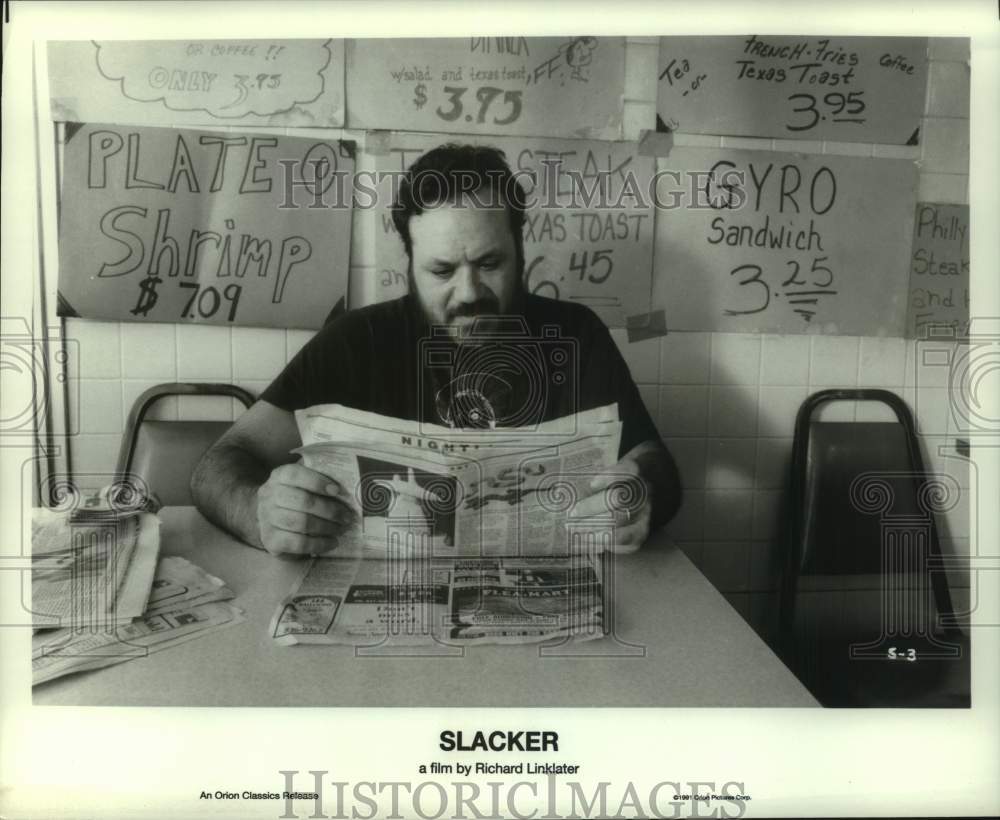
(409, 271), (524, 340)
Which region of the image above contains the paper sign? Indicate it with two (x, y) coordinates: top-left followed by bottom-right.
(653, 147), (918, 335)
(347, 38), (624, 140)
(48, 40), (345, 126)
(57, 123), (354, 329)
(907, 203), (970, 338)
(657, 36), (928, 144)
(370, 133), (654, 329)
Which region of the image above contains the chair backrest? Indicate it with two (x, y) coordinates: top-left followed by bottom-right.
(779, 389), (968, 707)
(116, 383), (255, 507)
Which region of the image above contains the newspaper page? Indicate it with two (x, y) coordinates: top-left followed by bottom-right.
(293, 403), (625, 558)
(271, 553), (604, 647)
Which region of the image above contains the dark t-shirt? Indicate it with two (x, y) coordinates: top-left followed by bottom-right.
(261, 294), (660, 457)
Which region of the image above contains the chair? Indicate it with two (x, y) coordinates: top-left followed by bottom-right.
(116, 383), (255, 507)
(779, 389), (969, 707)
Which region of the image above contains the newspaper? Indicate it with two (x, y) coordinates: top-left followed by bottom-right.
(271, 553), (604, 647)
(143, 556), (234, 614)
(31, 509), (161, 629)
(32, 557), (243, 686)
(294, 403), (623, 558)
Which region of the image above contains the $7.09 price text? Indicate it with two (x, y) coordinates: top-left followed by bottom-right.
(131, 276), (244, 322)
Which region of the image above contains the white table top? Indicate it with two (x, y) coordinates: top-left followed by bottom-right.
(34, 507), (818, 707)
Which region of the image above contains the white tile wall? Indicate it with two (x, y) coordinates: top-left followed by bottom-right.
(705, 438), (757, 489)
(708, 385), (759, 437)
(120, 322), (176, 379)
(759, 335), (810, 386)
(177, 326), (232, 380)
(757, 386), (808, 434)
(62, 39), (972, 621)
(710, 333), (761, 385)
(858, 337), (907, 387)
(703, 490), (754, 540)
(659, 332), (710, 384)
(754, 438), (793, 489)
(665, 437), (706, 489)
(658, 385), (709, 436)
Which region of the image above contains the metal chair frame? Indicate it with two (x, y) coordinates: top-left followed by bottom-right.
(115, 382), (255, 479)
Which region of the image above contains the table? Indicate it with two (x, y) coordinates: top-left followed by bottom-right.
(34, 507), (818, 707)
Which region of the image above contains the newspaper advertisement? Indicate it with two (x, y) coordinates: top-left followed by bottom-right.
(293, 403), (625, 558)
(271, 553), (604, 647)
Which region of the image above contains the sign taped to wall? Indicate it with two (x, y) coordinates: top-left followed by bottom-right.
(653, 147), (918, 336)
(57, 123), (354, 329)
(657, 36), (928, 144)
(369, 132), (654, 329)
(347, 37), (625, 140)
(907, 203), (970, 338)
(48, 40), (345, 127)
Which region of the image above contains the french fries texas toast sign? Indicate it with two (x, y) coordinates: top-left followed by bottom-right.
(57, 123), (354, 329)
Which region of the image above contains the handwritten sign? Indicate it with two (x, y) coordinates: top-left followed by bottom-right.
(653, 147), (918, 335)
(907, 203), (970, 338)
(47, 40), (345, 126)
(57, 123), (354, 329)
(657, 36), (927, 144)
(369, 133), (654, 328)
(347, 38), (624, 140)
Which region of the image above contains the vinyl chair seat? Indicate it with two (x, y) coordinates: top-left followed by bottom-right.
(116, 382), (255, 508)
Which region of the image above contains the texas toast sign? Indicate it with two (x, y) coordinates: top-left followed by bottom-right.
(57, 122), (354, 329)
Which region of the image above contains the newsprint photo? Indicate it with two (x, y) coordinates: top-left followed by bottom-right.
(1, 1), (998, 819)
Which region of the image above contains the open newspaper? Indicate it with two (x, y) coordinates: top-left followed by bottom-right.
(272, 404), (625, 646)
(294, 403), (623, 558)
(271, 553), (604, 647)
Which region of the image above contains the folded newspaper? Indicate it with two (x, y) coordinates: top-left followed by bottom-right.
(31, 507), (161, 630)
(271, 553), (604, 646)
(32, 556), (244, 685)
(294, 402), (623, 558)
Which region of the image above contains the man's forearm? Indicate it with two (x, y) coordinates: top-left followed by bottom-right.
(190, 441), (270, 549)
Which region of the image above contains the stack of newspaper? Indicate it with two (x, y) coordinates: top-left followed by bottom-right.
(33, 556), (244, 685)
(270, 403), (621, 646)
(31, 502), (162, 632)
(31, 494), (245, 685)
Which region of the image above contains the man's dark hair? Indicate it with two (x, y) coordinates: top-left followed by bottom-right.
(391, 143), (529, 275)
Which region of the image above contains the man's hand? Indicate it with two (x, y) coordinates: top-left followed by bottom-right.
(256, 463), (357, 557)
(569, 455), (652, 554)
